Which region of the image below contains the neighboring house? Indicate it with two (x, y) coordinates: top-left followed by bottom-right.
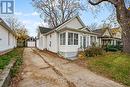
(93, 27), (122, 47)
(37, 16), (98, 59)
(0, 18), (17, 52)
(27, 37), (36, 47)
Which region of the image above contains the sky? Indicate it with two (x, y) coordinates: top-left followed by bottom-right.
(1, 0), (129, 37)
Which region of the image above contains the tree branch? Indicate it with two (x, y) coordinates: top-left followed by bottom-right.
(89, 0), (116, 5)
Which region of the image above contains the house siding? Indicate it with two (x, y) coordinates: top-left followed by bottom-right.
(46, 32), (58, 53)
(65, 18), (83, 29)
(0, 25), (16, 52)
(37, 34), (46, 50)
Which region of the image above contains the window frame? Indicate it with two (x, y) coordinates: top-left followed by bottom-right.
(68, 32), (78, 45)
(60, 33), (66, 45)
(74, 33), (78, 45)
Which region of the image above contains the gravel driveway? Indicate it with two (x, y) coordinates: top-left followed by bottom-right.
(18, 48), (124, 87)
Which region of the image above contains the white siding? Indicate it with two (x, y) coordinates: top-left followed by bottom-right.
(46, 32), (58, 53)
(27, 41), (35, 47)
(37, 34), (46, 50)
(0, 25), (16, 52)
(57, 18), (84, 30)
(65, 18), (83, 29)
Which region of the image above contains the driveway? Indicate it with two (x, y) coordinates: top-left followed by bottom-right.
(18, 48), (124, 87)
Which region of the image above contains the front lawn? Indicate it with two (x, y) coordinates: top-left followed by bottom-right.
(86, 52), (130, 86)
(0, 48), (24, 71)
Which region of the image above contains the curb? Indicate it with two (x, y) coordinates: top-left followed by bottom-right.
(0, 60), (16, 87)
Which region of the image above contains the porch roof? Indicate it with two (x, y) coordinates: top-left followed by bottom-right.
(101, 37), (121, 40)
(57, 27), (99, 35)
(39, 26), (52, 34)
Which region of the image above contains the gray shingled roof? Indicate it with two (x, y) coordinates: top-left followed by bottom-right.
(93, 28), (108, 37)
(39, 26), (52, 34)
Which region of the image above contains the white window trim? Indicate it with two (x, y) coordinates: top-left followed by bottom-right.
(60, 33), (66, 45)
(68, 32), (78, 45)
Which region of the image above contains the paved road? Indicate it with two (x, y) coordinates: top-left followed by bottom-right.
(18, 48), (124, 87)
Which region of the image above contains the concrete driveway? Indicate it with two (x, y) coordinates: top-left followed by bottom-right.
(18, 48), (124, 87)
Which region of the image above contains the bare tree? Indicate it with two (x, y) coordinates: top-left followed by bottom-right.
(5, 16), (22, 30)
(5, 16), (29, 46)
(32, 0), (85, 28)
(89, 22), (98, 30)
(88, 0), (130, 53)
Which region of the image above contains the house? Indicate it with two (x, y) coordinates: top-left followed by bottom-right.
(27, 37), (36, 47)
(0, 18), (17, 53)
(36, 16), (98, 59)
(93, 27), (122, 47)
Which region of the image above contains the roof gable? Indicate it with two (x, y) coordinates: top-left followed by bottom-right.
(93, 28), (112, 37)
(103, 29), (112, 37)
(56, 16), (86, 30)
(39, 16), (91, 35)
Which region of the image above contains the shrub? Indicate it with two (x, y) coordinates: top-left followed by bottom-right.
(78, 51), (86, 59)
(84, 47), (103, 57)
(106, 45), (120, 52)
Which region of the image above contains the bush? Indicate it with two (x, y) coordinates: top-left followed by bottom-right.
(106, 45), (120, 52)
(84, 47), (103, 57)
(78, 51), (86, 59)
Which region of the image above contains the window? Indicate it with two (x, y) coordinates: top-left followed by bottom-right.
(68, 33), (73, 45)
(60, 33), (66, 45)
(74, 34), (78, 45)
(83, 36), (86, 48)
(49, 41), (51, 47)
(68, 33), (78, 45)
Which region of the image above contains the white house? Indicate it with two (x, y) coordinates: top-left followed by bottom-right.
(0, 18), (17, 53)
(37, 16), (98, 59)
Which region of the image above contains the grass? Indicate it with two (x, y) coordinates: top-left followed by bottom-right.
(86, 52), (130, 86)
(0, 48), (24, 73)
(11, 48), (24, 77)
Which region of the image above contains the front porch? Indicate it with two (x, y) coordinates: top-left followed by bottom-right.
(100, 37), (122, 48)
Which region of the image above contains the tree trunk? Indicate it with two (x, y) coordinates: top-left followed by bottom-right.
(121, 23), (130, 53)
(115, 0), (130, 53)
